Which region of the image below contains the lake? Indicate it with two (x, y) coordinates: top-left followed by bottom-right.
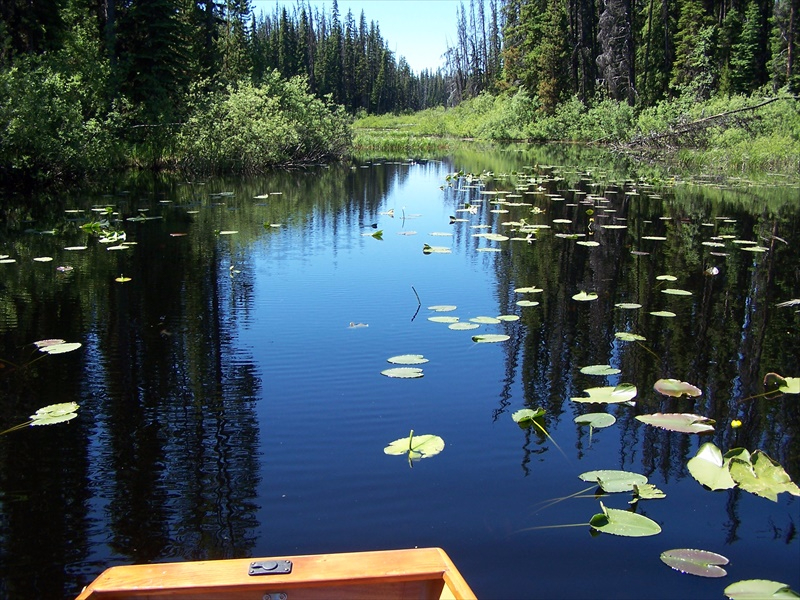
(0, 145), (798, 599)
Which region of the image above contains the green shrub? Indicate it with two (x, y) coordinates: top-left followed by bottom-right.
(0, 57), (122, 181)
(177, 71), (352, 173)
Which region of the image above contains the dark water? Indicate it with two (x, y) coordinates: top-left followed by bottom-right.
(0, 146), (798, 599)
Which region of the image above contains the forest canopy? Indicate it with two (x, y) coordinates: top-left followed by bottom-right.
(1, 0), (798, 181)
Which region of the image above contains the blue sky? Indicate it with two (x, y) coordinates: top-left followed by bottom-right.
(250, 0), (461, 73)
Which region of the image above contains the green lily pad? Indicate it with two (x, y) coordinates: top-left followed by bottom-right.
(615, 303), (642, 309)
(572, 291), (599, 301)
(724, 580), (800, 599)
(631, 483), (666, 502)
(580, 470), (648, 493)
(654, 379), (702, 397)
(580, 365), (621, 376)
(661, 288), (693, 296)
(512, 408), (546, 425)
(779, 377), (799, 394)
(514, 286), (543, 294)
(381, 367), (424, 379)
(384, 430), (445, 465)
(38, 342), (82, 355)
(449, 322), (480, 330)
(386, 355), (429, 365)
(470, 316), (501, 324)
(496, 314), (520, 322)
(30, 402), (80, 426)
(656, 275), (678, 281)
(574, 413), (616, 429)
(728, 450), (800, 502)
(660, 549), (729, 578)
(687, 443), (736, 490)
(516, 300), (540, 307)
(650, 311), (677, 318)
(589, 502), (661, 537)
(472, 334), (510, 343)
(615, 332), (646, 341)
(571, 384), (637, 404)
(428, 316), (459, 323)
(428, 305), (457, 312)
(636, 413), (715, 434)
(422, 244), (451, 254)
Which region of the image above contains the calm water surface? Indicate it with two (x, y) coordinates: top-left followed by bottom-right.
(1, 146), (798, 599)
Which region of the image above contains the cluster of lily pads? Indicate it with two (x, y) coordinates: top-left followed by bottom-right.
(435, 169), (799, 596)
(425, 305), (515, 343)
(0, 339), (83, 436)
(510, 369), (799, 597)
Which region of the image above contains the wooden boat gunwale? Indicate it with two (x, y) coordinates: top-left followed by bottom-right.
(75, 546), (477, 599)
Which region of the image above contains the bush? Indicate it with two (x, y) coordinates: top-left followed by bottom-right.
(0, 57), (123, 181)
(177, 72), (352, 173)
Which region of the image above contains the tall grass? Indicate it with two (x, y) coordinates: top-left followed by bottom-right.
(354, 87), (800, 176)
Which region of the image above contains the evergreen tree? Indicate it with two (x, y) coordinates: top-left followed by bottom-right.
(533, 0), (571, 111)
(670, 0), (717, 98)
(115, 0), (194, 122)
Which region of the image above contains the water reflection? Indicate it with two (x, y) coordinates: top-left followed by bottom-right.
(0, 147), (798, 599)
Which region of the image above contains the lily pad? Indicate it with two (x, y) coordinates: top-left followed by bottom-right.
(580, 470), (648, 493)
(580, 365), (621, 376)
(574, 413), (616, 429)
(38, 342), (82, 355)
(615, 332), (646, 341)
(380, 367), (424, 379)
(636, 413), (715, 434)
(571, 384), (637, 404)
(516, 300), (540, 307)
(728, 450), (800, 502)
(386, 354), (429, 365)
(496, 314), (520, 322)
(687, 443), (736, 490)
(428, 316), (459, 323)
(470, 316), (501, 324)
(724, 580), (800, 599)
(631, 483), (666, 502)
(449, 322), (480, 330)
(428, 305), (457, 312)
(422, 244), (451, 254)
(589, 502), (661, 537)
(514, 286), (543, 294)
(615, 303), (642, 309)
(34, 339), (66, 349)
(650, 310), (677, 318)
(572, 291), (598, 301)
(779, 377), (799, 394)
(472, 334), (510, 343)
(654, 379), (702, 397)
(512, 408), (546, 425)
(660, 549), (729, 578)
(661, 288), (693, 296)
(30, 402), (80, 426)
(384, 430), (445, 465)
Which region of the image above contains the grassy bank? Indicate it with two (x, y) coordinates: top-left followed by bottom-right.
(353, 89), (800, 176)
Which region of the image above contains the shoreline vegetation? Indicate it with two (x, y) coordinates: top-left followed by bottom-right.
(1, 1), (799, 188)
(353, 90), (800, 177)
